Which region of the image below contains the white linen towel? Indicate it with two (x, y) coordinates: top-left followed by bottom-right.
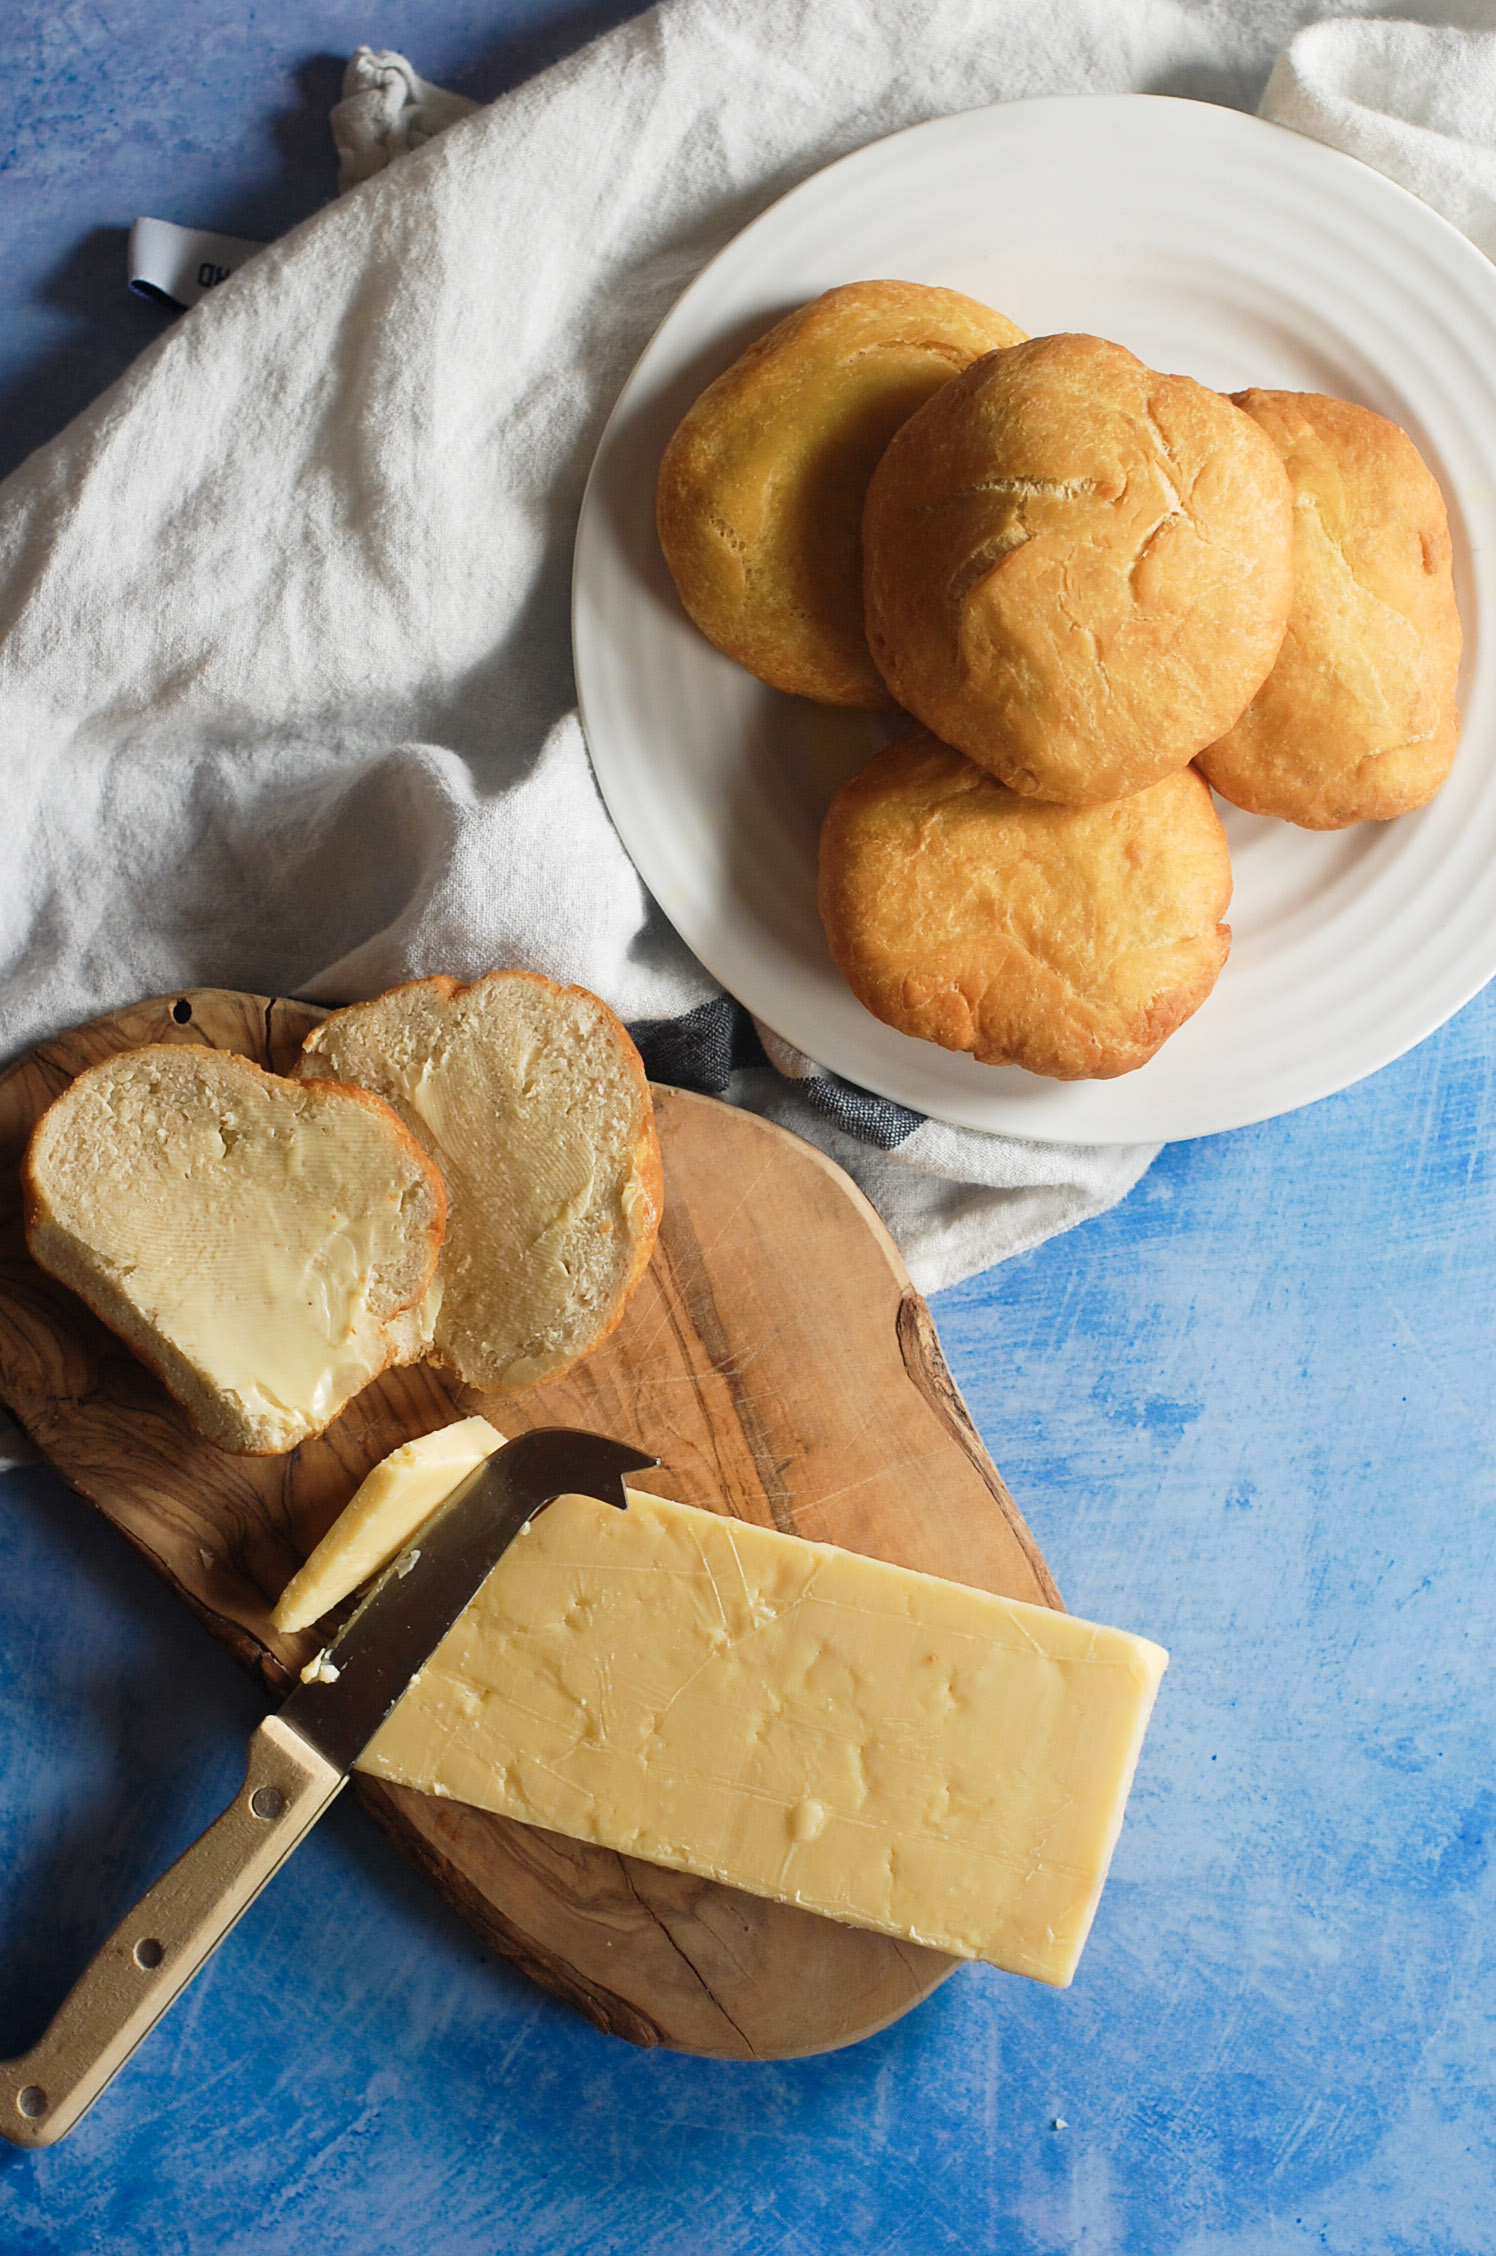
(0, 1), (1484, 1310)
(331, 47), (479, 191)
(1261, 16), (1496, 256)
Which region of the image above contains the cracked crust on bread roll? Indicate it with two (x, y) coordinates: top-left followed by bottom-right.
(656, 280), (1027, 709)
(818, 728), (1232, 1080)
(862, 333), (1295, 802)
(296, 971), (661, 1392)
(1197, 389), (1462, 829)
(23, 1045), (447, 1455)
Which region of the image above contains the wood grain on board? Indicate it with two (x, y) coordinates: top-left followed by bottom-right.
(0, 989), (1062, 2061)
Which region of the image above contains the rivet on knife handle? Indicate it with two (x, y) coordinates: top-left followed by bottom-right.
(0, 1717), (344, 2149)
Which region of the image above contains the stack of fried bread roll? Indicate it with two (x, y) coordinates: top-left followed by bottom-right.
(656, 283), (1461, 1080)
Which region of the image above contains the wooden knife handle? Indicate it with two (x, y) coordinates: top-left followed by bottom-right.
(0, 1715), (344, 2148)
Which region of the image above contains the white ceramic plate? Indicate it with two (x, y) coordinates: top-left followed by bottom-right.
(573, 95), (1496, 1143)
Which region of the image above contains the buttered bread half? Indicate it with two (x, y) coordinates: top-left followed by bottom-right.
(862, 333), (1295, 802)
(656, 280), (1027, 708)
(296, 971), (661, 1391)
(23, 1045), (446, 1454)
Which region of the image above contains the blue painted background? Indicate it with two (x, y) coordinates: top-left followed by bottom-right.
(3, 6), (1494, 2250)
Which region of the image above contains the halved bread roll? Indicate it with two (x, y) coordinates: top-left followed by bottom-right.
(23, 1045), (447, 1454)
(295, 972), (661, 1391)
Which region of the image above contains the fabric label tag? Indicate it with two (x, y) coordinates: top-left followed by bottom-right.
(127, 217), (266, 310)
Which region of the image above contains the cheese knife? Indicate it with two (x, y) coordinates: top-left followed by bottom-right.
(0, 1425), (656, 2150)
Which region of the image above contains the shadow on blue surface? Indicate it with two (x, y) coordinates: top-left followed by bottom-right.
(0, 1469), (257, 2054)
(0, 1464), (544, 2078)
(0, 224), (160, 488)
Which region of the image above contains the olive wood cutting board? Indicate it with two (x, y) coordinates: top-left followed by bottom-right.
(0, 988), (1063, 2061)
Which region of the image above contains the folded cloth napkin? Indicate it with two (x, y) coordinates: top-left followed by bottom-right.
(1261, 16), (1496, 256)
(0, 0), (1470, 1300)
(331, 47), (480, 192)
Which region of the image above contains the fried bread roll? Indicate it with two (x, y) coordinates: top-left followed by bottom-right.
(818, 728), (1232, 1079)
(862, 334), (1294, 802)
(656, 280), (1027, 708)
(1197, 389), (1461, 828)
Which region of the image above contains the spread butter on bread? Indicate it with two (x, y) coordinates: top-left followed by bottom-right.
(295, 971), (661, 1391)
(23, 1045), (447, 1454)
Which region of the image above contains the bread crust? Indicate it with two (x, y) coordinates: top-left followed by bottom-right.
(656, 280), (1027, 708)
(297, 970), (662, 1391)
(24, 1045), (447, 1455)
(862, 333), (1295, 802)
(818, 728), (1232, 1079)
(1196, 389), (1462, 828)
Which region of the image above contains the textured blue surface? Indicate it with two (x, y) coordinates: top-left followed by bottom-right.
(4, 4), (1496, 2250)
(8, 988), (1496, 2253)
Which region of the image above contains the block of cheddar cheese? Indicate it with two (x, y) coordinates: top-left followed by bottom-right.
(358, 1482), (1166, 1985)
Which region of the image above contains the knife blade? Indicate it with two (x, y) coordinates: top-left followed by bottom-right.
(281, 1426), (656, 1772)
(0, 1426), (657, 2148)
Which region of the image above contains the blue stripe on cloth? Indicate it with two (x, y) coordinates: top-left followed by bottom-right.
(628, 996), (768, 1095)
(629, 998), (921, 1151)
(797, 1070), (922, 1150)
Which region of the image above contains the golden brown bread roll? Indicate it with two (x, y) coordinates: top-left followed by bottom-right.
(1196, 390), (1462, 828)
(818, 727), (1232, 1080)
(655, 280), (1027, 708)
(861, 334), (1295, 802)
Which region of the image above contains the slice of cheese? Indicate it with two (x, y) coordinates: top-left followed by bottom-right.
(272, 1416), (505, 1632)
(361, 1484), (1167, 1984)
